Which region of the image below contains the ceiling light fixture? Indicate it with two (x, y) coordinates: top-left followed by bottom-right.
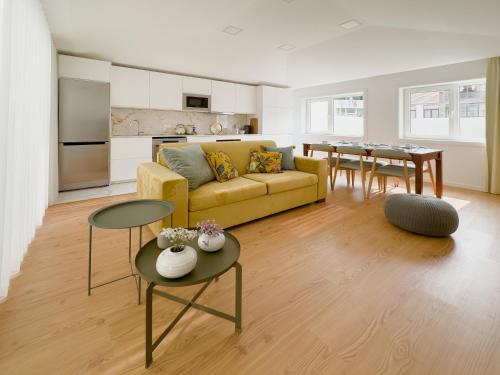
(277, 43), (296, 51)
(282, 0), (296, 3)
(339, 19), (361, 30)
(222, 25), (243, 35)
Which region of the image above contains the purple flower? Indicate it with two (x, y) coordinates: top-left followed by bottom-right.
(197, 220), (223, 237)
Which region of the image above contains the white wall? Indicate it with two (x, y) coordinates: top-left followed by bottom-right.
(293, 59), (488, 191)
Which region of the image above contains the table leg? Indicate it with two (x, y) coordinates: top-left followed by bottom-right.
(302, 144), (310, 157)
(435, 153), (443, 198)
(88, 225), (92, 296)
(327, 151), (333, 190)
(414, 158), (424, 194)
(139, 225), (143, 248)
(235, 262), (242, 332)
(128, 227), (132, 263)
(145, 282), (154, 368)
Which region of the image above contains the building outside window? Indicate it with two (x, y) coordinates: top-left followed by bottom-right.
(401, 80), (485, 142)
(306, 93), (364, 137)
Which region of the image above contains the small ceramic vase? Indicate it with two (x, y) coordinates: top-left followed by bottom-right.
(156, 245), (197, 278)
(198, 233), (225, 252)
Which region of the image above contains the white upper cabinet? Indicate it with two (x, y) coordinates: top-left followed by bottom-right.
(258, 85), (293, 135)
(58, 55), (111, 82)
(110, 66), (150, 108)
(235, 84), (257, 114)
(182, 76), (211, 95)
(149, 72), (182, 111)
(211, 80), (236, 113)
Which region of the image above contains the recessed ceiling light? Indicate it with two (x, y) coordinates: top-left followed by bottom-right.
(339, 19), (361, 30)
(222, 25), (243, 35)
(277, 43), (296, 51)
(282, 0), (296, 3)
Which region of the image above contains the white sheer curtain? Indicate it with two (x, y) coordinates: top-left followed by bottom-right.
(0, 0), (54, 299)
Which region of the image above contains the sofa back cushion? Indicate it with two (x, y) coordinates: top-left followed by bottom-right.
(159, 140), (277, 176)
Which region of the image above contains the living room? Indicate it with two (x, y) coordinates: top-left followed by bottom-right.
(1, 0), (500, 374)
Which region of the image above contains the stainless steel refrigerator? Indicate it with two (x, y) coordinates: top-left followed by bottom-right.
(58, 78), (110, 191)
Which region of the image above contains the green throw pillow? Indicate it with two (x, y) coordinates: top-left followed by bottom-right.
(264, 146), (295, 170)
(159, 144), (215, 190)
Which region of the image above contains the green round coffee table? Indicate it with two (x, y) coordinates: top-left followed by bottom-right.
(87, 199), (175, 303)
(135, 233), (242, 368)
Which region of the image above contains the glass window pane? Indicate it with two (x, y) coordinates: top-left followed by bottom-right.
(308, 100), (329, 133)
(409, 90), (450, 137)
(332, 95), (364, 136)
(459, 83), (485, 141)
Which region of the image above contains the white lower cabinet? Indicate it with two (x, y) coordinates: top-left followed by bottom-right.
(110, 137), (152, 182)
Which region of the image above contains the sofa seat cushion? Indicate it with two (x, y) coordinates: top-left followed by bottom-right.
(189, 177), (267, 212)
(243, 170), (318, 195)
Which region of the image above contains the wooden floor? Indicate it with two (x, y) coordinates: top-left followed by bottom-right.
(1, 180), (500, 375)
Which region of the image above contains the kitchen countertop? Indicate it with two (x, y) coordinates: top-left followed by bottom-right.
(111, 134), (263, 138)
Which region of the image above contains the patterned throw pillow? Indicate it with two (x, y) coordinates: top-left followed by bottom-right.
(248, 151), (282, 173)
(205, 151), (239, 182)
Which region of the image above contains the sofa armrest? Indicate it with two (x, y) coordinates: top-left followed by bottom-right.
(137, 163), (189, 234)
(294, 156), (327, 200)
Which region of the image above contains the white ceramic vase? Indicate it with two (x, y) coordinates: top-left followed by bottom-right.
(198, 233), (225, 252)
(155, 245), (197, 278)
(157, 234), (169, 249)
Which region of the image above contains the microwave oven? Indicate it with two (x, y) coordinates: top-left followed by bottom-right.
(183, 93), (211, 112)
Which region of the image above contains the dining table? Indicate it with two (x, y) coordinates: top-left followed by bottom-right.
(302, 142), (443, 198)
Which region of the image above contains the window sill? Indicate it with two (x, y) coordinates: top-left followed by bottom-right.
(399, 137), (486, 148)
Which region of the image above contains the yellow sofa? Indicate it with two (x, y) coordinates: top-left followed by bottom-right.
(137, 140), (327, 234)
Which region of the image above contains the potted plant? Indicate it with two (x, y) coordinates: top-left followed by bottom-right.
(156, 227), (198, 278)
(197, 220), (225, 252)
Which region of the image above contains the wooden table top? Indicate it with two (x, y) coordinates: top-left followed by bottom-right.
(303, 142), (443, 156)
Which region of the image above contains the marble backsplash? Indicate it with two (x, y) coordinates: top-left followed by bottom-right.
(111, 108), (251, 136)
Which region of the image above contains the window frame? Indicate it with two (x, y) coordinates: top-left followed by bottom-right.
(401, 79), (486, 143)
(305, 92), (366, 138)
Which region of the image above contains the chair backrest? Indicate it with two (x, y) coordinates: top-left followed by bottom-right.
(336, 145), (367, 156)
(371, 148), (412, 160)
(310, 144), (333, 152)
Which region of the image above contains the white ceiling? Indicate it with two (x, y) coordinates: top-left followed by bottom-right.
(42, 0), (500, 88)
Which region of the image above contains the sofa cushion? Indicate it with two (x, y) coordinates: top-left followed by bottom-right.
(189, 177), (267, 211)
(263, 145), (296, 170)
(159, 144), (214, 190)
(243, 170), (318, 195)
(205, 151), (239, 182)
(248, 151), (282, 173)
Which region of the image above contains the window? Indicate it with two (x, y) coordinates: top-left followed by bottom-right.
(402, 80), (485, 142)
(306, 93), (364, 137)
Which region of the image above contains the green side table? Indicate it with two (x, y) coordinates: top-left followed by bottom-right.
(87, 199), (175, 303)
(135, 233), (242, 368)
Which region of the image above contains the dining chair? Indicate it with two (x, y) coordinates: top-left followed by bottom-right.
(366, 148), (436, 199)
(332, 145), (385, 197)
(309, 144), (354, 189)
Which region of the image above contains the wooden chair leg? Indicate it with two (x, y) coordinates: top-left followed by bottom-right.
(332, 156), (341, 192)
(427, 160), (436, 194)
(351, 170), (355, 188)
(383, 176), (387, 193)
(366, 161), (378, 199)
(346, 169), (350, 185)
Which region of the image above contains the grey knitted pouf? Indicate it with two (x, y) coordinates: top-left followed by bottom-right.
(384, 194), (459, 237)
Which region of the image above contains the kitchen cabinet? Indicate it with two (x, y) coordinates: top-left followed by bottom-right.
(58, 55), (111, 82)
(149, 72), (183, 111)
(235, 84), (257, 114)
(110, 66), (150, 108)
(211, 81), (236, 113)
(110, 137), (152, 182)
(182, 76), (211, 95)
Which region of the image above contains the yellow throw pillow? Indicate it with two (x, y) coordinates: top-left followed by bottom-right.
(248, 151), (282, 173)
(205, 151), (239, 182)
